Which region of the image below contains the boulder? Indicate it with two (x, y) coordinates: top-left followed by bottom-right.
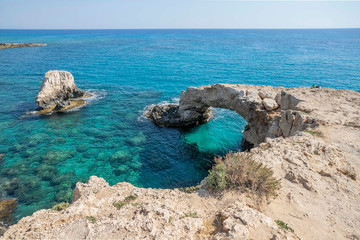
(36, 71), (85, 110)
(258, 91), (274, 100)
(262, 98), (279, 111)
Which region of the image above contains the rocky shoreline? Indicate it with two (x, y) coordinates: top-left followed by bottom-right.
(0, 43), (46, 50)
(1, 84), (360, 239)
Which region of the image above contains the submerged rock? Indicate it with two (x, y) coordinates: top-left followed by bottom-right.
(0, 198), (18, 235)
(35, 71), (85, 112)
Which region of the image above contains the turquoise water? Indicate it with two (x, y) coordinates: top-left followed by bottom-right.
(0, 29), (359, 221)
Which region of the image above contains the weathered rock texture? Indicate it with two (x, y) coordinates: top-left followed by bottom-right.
(146, 84), (323, 145)
(1, 177), (297, 240)
(0, 43), (46, 50)
(36, 71), (85, 112)
(3, 85), (360, 240)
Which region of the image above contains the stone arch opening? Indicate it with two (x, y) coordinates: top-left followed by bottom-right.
(182, 108), (247, 154)
(146, 83), (314, 146)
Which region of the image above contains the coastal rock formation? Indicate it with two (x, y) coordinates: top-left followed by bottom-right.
(0, 43), (46, 50)
(36, 71), (85, 112)
(1, 177), (297, 240)
(2, 85), (360, 239)
(146, 84), (321, 145)
(145, 104), (212, 127)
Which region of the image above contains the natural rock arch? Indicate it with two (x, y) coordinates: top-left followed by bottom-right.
(146, 84), (317, 146)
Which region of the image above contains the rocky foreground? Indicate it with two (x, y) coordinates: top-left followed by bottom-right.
(2, 84), (360, 240)
(0, 43), (46, 50)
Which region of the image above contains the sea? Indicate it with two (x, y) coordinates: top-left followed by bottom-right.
(0, 29), (359, 221)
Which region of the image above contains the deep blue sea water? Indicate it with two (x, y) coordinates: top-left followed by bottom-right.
(0, 29), (359, 221)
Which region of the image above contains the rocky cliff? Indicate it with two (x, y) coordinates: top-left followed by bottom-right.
(2, 84), (360, 240)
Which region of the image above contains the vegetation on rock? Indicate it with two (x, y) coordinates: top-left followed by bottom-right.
(85, 216), (97, 223)
(51, 202), (70, 211)
(275, 220), (294, 232)
(206, 152), (281, 200)
(177, 185), (201, 193)
(113, 195), (137, 209)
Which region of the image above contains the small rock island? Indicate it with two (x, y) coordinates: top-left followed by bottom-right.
(36, 70), (87, 114)
(0, 43), (46, 50)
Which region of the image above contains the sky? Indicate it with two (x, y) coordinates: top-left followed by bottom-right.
(0, 0), (359, 29)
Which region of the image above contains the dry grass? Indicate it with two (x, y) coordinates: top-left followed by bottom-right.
(206, 152), (281, 200)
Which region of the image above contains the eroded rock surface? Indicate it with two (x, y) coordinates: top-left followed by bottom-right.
(1, 177), (297, 240)
(146, 84), (359, 146)
(145, 104), (213, 128)
(36, 71), (85, 112)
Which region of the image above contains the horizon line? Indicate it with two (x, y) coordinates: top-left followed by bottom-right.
(1, 27), (360, 30)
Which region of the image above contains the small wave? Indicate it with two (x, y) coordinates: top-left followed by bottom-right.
(22, 89), (107, 116)
(137, 104), (154, 123)
(81, 89), (107, 102)
(137, 97), (180, 123)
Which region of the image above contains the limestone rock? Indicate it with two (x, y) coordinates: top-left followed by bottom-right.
(36, 70), (85, 110)
(145, 104), (212, 128)
(279, 110), (305, 137)
(146, 84), (354, 145)
(262, 98), (279, 111)
(259, 91), (275, 99)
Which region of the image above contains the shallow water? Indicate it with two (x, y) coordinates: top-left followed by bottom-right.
(0, 29), (359, 221)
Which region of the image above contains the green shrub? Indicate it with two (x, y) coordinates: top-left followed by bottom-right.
(205, 152), (281, 200)
(51, 202), (70, 211)
(304, 130), (323, 137)
(85, 216), (97, 223)
(177, 185), (201, 193)
(205, 163), (227, 192)
(275, 220), (294, 232)
(113, 195), (137, 209)
(180, 212), (198, 219)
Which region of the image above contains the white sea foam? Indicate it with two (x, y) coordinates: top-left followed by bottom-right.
(23, 89), (107, 116)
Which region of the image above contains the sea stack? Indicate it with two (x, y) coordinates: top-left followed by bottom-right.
(36, 71), (85, 112)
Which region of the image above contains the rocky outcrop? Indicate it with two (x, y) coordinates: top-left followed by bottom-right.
(35, 71), (86, 112)
(145, 104), (213, 127)
(1, 177), (298, 240)
(0, 43), (46, 50)
(146, 84), (321, 145)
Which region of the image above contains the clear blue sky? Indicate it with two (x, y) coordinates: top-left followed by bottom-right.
(0, 0), (359, 29)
